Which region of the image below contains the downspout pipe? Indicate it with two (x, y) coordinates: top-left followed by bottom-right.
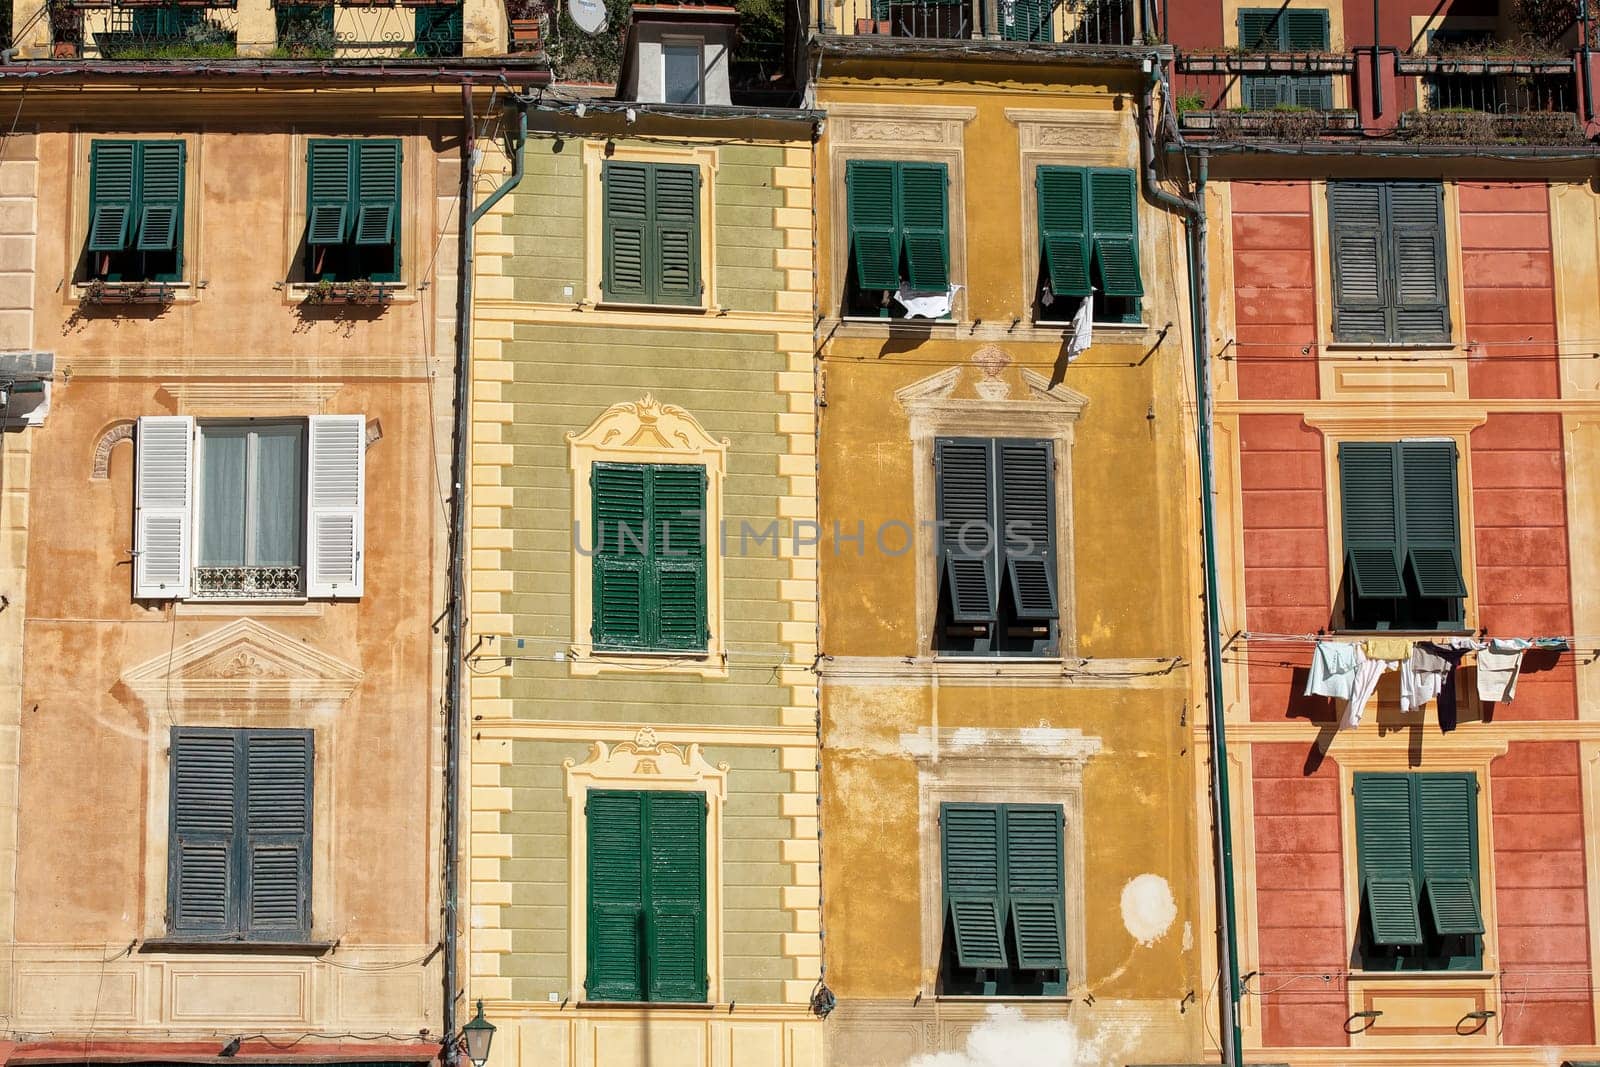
(1141, 65), (1243, 1067)
(442, 89), (528, 1067)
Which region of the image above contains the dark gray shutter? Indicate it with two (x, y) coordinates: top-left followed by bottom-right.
(936, 438), (998, 623)
(1329, 183), (1390, 342)
(602, 161), (650, 303)
(243, 731), (313, 938)
(169, 729), (239, 937)
(1339, 442), (1406, 598)
(1388, 183), (1450, 343)
(651, 164), (702, 306)
(997, 440), (1057, 620)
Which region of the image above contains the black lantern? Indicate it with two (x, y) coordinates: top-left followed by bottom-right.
(460, 1000), (496, 1067)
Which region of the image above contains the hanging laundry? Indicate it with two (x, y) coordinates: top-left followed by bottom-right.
(1490, 637), (1531, 651)
(1363, 637), (1414, 662)
(1533, 637), (1571, 652)
(1400, 644), (1451, 714)
(1344, 645), (1402, 731)
(1304, 640), (1359, 701)
(1477, 641), (1525, 704)
(1425, 638), (1480, 734)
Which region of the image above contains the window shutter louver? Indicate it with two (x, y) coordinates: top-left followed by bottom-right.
(1399, 441), (1466, 599)
(353, 141), (401, 248)
(135, 141), (184, 253)
(307, 140), (353, 246)
(135, 415), (195, 599)
(651, 164), (701, 305)
(1088, 169), (1142, 298)
(1283, 9), (1329, 50)
(88, 141), (136, 253)
(1330, 183), (1391, 342)
(305, 414), (365, 598)
(846, 160), (901, 292)
(942, 804), (1008, 969)
(999, 0), (1050, 41)
(602, 161), (651, 302)
(1237, 9), (1280, 50)
(1339, 442), (1407, 599)
(1037, 167), (1091, 298)
(587, 790), (646, 1001)
(936, 438), (998, 624)
(1418, 774), (1483, 936)
(244, 731), (312, 937)
(650, 465), (708, 650)
(169, 729), (238, 937)
(899, 162), (950, 292)
(1388, 183), (1450, 343)
(593, 463), (649, 648)
(998, 440), (1057, 621)
(1355, 774), (1425, 947)
(1004, 805), (1066, 971)
(644, 792), (707, 1002)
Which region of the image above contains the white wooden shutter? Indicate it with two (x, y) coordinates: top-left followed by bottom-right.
(134, 415), (194, 599)
(306, 414), (365, 598)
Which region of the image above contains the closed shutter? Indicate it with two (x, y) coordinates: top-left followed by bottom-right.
(1354, 774), (1424, 947)
(1418, 774), (1483, 936)
(846, 160), (901, 291)
(1399, 441), (1466, 598)
(602, 161), (650, 302)
(307, 140), (353, 246)
(243, 731), (312, 938)
(169, 729), (238, 936)
(942, 803), (1008, 969)
(587, 790), (646, 1000)
(593, 463), (650, 648)
(305, 415), (365, 598)
(651, 464), (708, 650)
(1339, 442), (1406, 599)
(1037, 167), (1090, 299)
(1283, 9), (1329, 49)
(936, 438), (998, 624)
(644, 792), (707, 1002)
(354, 140), (401, 249)
(997, 440), (1056, 621)
(899, 162), (950, 291)
(1089, 169), (1142, 298)
(1004, 805), (1066, 971)
(1000, 0), (1050, 44)
(1236, 9), (1280, 50)
(135, 141), (185, 253)
(1329, 183), (1391, 342)
(1388, 183), (1450, 343)
(651, 164), (702, 306)
(135, 415), (195, 599)
(88, 141), (136, 253)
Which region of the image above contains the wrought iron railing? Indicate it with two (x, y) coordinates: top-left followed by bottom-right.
(823, 0), (1138, 45)
(192, 565), (304, 599)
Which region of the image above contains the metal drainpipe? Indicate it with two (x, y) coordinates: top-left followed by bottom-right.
(442, 88), (528, 1067)
(1141, 67), (1242, 1067)
(1372, 0), (1382, 119)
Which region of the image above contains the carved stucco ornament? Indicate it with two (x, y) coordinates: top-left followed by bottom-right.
(122, 618), (363, 714)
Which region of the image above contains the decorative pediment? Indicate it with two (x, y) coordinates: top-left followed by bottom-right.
(566, 395), (729, 460)
(122, 619), (363, 712)
(564, 727), (729, 799)
(894, 351), (1089, 423)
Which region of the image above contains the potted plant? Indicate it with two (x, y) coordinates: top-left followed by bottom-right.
(506, 0), (540, 49)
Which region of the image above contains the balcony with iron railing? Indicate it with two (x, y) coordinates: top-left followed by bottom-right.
(815, 0), (1145, 47)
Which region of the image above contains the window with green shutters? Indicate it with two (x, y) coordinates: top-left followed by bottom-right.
(1329, 182), (1450, 344)
(412, 4), (463, 57)
(1034, 165), (1142, 325)
(601, 161), (702, 307)
(1354, 772), (1483, 971)
(1338, 440), (1466, 631)
(591, 462), (708, 651)
(940, 803), (1066, 996)
(85, 139), (186, 283)
(934, 437), (1057, 657)
(1237, 9), (1333, 109)
(844, 159), (950, 318)
(586, 789), (707, 1002)
(304, 139), (401, 283)
(167, 727), (313, 942)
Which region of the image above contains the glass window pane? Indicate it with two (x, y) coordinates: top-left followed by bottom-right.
(198, 428), (246, 566)
(250, 426), (304, 566)
(663, 43), (703, 105)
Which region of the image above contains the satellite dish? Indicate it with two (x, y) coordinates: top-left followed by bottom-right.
(568, 0), (606, 34)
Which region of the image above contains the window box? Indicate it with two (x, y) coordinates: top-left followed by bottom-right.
(80, 279), (176, 305)
(1180, 108), (1359, 138)
(300, 280), (398, 306)
(1396, 55), (1574, 77)
(508, 15), (540, 49)
(1398, 109), (1585, 145)
(855, 16), (890, 32)
(1178, 49), (1353, 74)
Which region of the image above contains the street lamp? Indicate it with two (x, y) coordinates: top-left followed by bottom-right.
(460, 1000), (496, 1067)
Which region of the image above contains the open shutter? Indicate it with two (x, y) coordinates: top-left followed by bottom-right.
(593, 463), (649, 648)
(1399, 440), (1467, 599)
(899, 162), (950, 292)
(651, 465), (708, 650)
(651, 164), (701, 306)
(644, 792), (707, 1002)
(135, 140), (184, 253)
(169, 729), (238, 937)
(1419, 774), (1483, 936)
(942, 803), (1008, 969)
(305, 415), (365, 598)
(1089, 168), (1142, 298)
(243, 731), (312, 939)
(1389, 183), (1450, 343)
(999, 0), (1049, 41)
(306, 140), (353, 246)
(88, 140), (136, 253)
(1354, 774), (1424, 947)
(587, 790), (646, 1000)
(135, 415), (195, 599)
(1329, 183), (1391, 342)
(354, 140), (401, 248)
(998, 440), (1056, 621)
(936, 438), (998, 624)
(846, 160), (901, 291)
(1037, 167), (1090, 299)
(603, 161), (651, 302)
(1339, 442), (1406, 599)
(1004, 805), (1066, 972)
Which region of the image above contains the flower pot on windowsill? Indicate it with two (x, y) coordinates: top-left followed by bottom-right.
(509, 17), (539, 49)
(855, 17), (890, 33)
(52, 40), (80, 57)
(80, 280), (176, 305)
(300, 280), (396, 306)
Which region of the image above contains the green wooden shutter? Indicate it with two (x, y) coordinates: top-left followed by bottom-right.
(169, 728), (239, 937)
(997, 439), (1056, 621)
(354, 140), (401, 248)
(1283, 9), (1329, 49)
(1003, 805), (1065, 971)
(1237, 9), (1280, 49)
(936, 438), (998, 624)
(899, 162), (950, 291)
(243, 730), (312, 938)
(1399, 441), (1466, 599)
(942, 803), (1008, 969)
(650, 164), (701, 306)
(603, 161), (650, 302)
(88, 140), (136, 253)
(413, 2), (463, 57)
(1339, 442), (1407, 598)
(1418, 774), (1483, 936)
(593, 463), (649, 648)
(650, 464), (707, 650)
(1037, 167), (1090, 299)
(846, 160), (901, 292)
(1329, 183), (1391, 342)
(587, 790), (646, 1000)
(307, 140), (353, 246)
(644, 792), (707, 1002)
(1354, 773), (1424, 947)
(1388, 183), (1450, 343)
(1089, 168), (1142, 299)
(1000, 0), (1050, 42)
(135, 141), (184, 253)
